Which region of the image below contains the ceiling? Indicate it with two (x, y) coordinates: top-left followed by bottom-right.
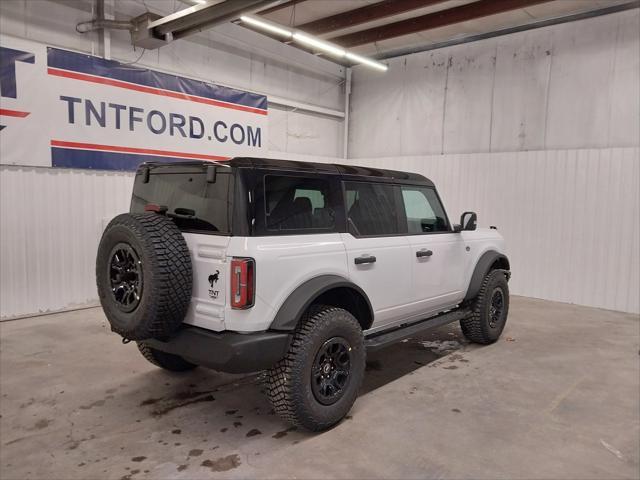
(244, 0), (637, 59)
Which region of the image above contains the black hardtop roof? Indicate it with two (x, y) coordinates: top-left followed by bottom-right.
(141, 157), (434, 186)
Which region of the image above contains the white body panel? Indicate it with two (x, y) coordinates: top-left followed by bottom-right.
(404, 232), (467, 318)
(340, 233), (413, 330)
(181, 228), (506, 334)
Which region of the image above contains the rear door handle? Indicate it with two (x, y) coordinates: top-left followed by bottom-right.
(355, 255), (377, 265)
(416, 249), (433, 258)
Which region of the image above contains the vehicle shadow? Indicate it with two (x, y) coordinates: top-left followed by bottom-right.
(360, 322), (469, 395)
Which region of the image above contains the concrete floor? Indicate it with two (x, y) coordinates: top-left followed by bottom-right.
(0, 297), (638, 480)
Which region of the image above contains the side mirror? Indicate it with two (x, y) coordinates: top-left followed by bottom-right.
(461, 211), (477, 231)
(453, 224), (462, 233)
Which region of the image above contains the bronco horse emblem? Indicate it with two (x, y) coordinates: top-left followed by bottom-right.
(208, 270), (220, 287)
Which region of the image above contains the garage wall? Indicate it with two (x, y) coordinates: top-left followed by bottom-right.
(0, 0), (345, 318)
(348, 9), (639, 157)
(347, 9), (640, 314)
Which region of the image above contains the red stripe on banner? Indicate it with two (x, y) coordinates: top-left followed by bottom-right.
(47, 68), (268, 116)
(0, 109), (30, 117)
(50, 140), (231, 162)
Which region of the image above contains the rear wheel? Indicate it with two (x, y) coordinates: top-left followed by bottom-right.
(137, 342), (197, 372)
(265, 305), (365, 431)
(460, 269), (509, 344)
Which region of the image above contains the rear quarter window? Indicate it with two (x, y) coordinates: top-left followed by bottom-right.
(264, 175), (335, 232)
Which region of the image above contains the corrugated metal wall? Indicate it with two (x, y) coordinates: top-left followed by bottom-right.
(0, 167), (134, 318)
(355, 148), (640, 314)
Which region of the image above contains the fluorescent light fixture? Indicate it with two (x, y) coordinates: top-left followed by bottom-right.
(292, 32), (345, 58)
(240, 15), (292, 38)
(240, 14), (387, 72)
(345, 52), (388, 72)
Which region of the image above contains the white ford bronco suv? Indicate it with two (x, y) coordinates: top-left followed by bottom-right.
(96, 158), (510, 431)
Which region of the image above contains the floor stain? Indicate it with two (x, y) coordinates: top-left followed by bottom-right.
(246, 429), (261, 437)
(140, 398), (161, 406)
(152, 395), (215, 417)
(174, 390), (214, 400)
(201, 454), (241, 472)
(120, 469), (140, 480)
(233, 421), (242, 428)
(225, 409), (238, 415)
(452, 408), (461, 413)
(220, 428), (228, 433)
(188, 449), (203, 457)
(131, 456), (146, 462)
(34, 418), (52, 430)
(171, 429), (181, 434)
(272, 427), (296, 439)
(177, 465), (188, 472)
(79, 399), (105, 410)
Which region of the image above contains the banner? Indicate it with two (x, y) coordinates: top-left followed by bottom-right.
(0, 36), (268, 171)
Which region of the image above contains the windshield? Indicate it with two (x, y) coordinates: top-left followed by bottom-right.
(130, 166), (232, 235)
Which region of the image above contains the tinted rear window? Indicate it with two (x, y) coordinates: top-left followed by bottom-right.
(131, 169), (232, 234)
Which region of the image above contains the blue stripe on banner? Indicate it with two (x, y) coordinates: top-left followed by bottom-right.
(51, 147), (206, 171)
(46, 48), (267, 111)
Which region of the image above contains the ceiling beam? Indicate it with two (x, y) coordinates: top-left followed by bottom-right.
(329, 0), (552, 47)
(296, 0), (448, 35)
(258, 0), (307, 15)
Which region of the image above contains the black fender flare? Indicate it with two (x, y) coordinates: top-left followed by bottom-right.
(269, 275), (373, 331)
(464, 251), (511, 301)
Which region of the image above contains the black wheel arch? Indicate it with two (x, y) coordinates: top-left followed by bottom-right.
(464, 251), (511, 302)
(269, 275), (374, 332)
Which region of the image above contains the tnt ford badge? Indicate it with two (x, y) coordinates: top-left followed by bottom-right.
(208, 270), (220, 299)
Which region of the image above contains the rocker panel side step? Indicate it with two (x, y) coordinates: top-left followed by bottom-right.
(365, 309), (470, 352)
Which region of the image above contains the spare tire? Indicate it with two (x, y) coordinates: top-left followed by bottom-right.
(96, 213), (192, 340)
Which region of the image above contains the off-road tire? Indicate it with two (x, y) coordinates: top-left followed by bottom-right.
(137, 342), (197, 372)
(265, 305), (366, 431)
(460, 269), (509, 344)
(96, 213), (192, 340)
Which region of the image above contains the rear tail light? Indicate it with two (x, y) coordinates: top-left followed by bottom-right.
(230, 257), (255, 309)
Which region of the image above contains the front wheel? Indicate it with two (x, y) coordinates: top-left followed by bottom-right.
(265, 305), (366, 431)
(460, 269), (510, 344)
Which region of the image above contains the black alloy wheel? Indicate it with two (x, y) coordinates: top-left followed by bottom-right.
(488, 287), (505, 328)
(108, 243), (143, 312)
(311, 337), (352, 405)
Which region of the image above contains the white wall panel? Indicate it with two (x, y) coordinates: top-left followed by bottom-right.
(353, 148), (640, 314)
(442, 41), (495, 154)
(349, 9), (640, 158)
(0, 166), (134, 318)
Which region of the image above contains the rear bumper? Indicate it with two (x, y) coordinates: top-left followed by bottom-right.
(145, 326), (291, 374)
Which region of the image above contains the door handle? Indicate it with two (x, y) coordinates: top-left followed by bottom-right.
(416, 249), (433, 258)
(354, 255), (377, 265)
